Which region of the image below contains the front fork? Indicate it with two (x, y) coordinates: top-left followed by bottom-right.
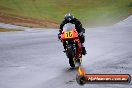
(64, 40), (81, 59)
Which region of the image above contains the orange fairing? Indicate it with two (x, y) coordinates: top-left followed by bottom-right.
(61, 29), (78, 40)
(73, 29), (78, 38)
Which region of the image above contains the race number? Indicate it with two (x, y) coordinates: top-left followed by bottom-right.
(64, 31), (73, 38)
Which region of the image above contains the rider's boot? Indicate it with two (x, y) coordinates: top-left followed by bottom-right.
(81, 44), (87, 55)
(82, 47), (87, 55)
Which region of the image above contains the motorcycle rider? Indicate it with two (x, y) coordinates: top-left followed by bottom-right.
(58, 13), (87, 55)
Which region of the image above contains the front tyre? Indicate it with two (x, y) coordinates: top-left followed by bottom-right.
(78, 57), (82, 66)
(66, 46), (75, 67)
(69, 57), (75, 67)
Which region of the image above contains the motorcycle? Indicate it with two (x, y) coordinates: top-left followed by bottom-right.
(60, 23), (82, 67)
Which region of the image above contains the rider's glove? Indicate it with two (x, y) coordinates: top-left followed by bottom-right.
(79, 32), (83, 36)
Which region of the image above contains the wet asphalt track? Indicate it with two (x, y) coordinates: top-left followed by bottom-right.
(0, 16), (132, 88)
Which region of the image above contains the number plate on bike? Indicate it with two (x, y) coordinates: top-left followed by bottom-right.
(64, 31), (73, 38)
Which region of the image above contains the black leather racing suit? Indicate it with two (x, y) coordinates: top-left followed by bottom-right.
(58, 18), (86, 55)
(59, 18), (85, 43)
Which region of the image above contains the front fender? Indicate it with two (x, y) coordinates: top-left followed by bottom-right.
(66, 45), (75, 59)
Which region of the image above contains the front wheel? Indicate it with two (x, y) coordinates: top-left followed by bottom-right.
(78, 57), (82, 66)
(66, 46), (75, 67)
(69, 57), (75, 67)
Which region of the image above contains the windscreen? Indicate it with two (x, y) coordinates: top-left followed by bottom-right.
(63, 23), (75, 32)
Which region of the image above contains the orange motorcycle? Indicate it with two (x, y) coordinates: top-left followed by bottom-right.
(60, 23), (82, 67)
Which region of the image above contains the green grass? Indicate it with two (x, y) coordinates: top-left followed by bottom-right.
(0, 28), (22, 32)
(0, 0), (132, 27)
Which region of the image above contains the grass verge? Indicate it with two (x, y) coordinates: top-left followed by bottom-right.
(0, 0), (132, 27)
(0, 28), (22, 32)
